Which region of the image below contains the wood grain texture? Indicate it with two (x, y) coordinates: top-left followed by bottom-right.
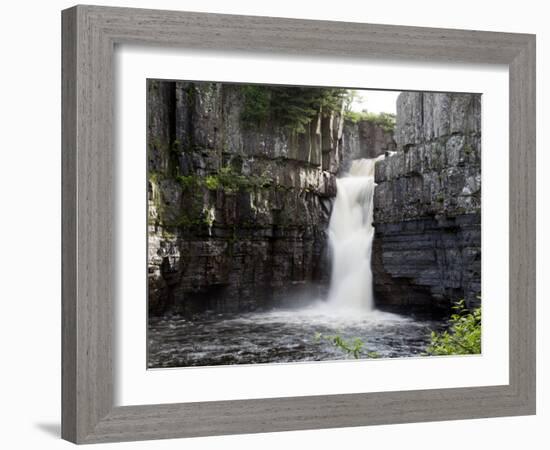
(61, 4), (536, 444)
(508, 37), (537, 408)
(61, 7), (77, 443)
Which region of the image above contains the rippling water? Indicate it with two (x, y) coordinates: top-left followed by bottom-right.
(147, 302), (448, 368)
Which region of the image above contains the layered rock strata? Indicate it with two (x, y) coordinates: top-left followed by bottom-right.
(341, 120), (396, 171)
(148, 81), (354, 315)
(372, 92), (482, 310)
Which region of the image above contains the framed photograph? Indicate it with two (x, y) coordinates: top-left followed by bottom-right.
(62, 5), (536, 444)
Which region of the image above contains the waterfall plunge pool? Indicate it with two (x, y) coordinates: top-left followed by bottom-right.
(148, 158), (449, 369)
(147, 304), (448, 368)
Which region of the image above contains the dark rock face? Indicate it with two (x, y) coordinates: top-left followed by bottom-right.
(341, 120), (396, 172)
(372, 92), (481, 310)
(148, 81), (345, 316)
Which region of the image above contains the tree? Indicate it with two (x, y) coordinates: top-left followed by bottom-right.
(241, 85), (349, 133)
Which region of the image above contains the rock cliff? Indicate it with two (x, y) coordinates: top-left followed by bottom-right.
(148, 81), (353, 315)
(372, 92), (481, 310)
(341, 120), (396, 171)
(148, 82), (476, 316)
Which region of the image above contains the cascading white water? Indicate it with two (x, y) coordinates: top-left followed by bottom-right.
(327, 158), (381, 312)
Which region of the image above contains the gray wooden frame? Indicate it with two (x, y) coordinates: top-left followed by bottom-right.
(62, 4), (536, 444)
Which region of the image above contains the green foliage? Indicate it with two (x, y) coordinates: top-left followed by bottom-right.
(344, 110), (396, 132)
(175, 174), (202, 190)
(152, 163), (279, 232)
(343, 110), (365, 123)
(170, 213), (205, 228)
(213, 166), (271, 193)
(342, 89), (360, 113)
(215, 166), (251, 193)
(204, 175), (220, 191)
(425, 300), (481, 356)
(314, 333), (380, 359)
(176, 166), (272, 194)
(240, 85), (271, 124)
(241, 85), (348, 133)
(366, 112), (396, 132)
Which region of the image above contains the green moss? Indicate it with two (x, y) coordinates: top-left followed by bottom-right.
(216, 166), (248, 192)
(201, 166), (274, 193)
(204, 175), (220, 190)
(160, 228), (177, 239)
(164, 211), (208, 230)
(175, 175), (201, 190)
(152, 164), (282, 231)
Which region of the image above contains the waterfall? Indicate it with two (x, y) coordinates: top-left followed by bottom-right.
(327, 158), (381, 311)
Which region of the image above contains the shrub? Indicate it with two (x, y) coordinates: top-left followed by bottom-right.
(314, 333), (379, 359)
(175, 174), (201, 190)
(425, 300), (481, 356)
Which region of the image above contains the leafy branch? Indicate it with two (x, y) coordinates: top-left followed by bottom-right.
(314, 332), (379, 359)
(424, 299), (481, 356)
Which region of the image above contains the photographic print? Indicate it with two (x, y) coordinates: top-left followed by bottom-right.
(147, 81), (481, 368)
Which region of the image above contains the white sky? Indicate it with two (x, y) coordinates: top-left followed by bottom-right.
(349, 90), (401, 114)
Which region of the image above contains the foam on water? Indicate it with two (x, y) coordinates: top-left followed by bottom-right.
(147, 156), (448, 368)
(326, 157), (383, 312)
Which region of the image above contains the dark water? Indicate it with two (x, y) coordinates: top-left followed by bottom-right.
(147, 302), (449, 368)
